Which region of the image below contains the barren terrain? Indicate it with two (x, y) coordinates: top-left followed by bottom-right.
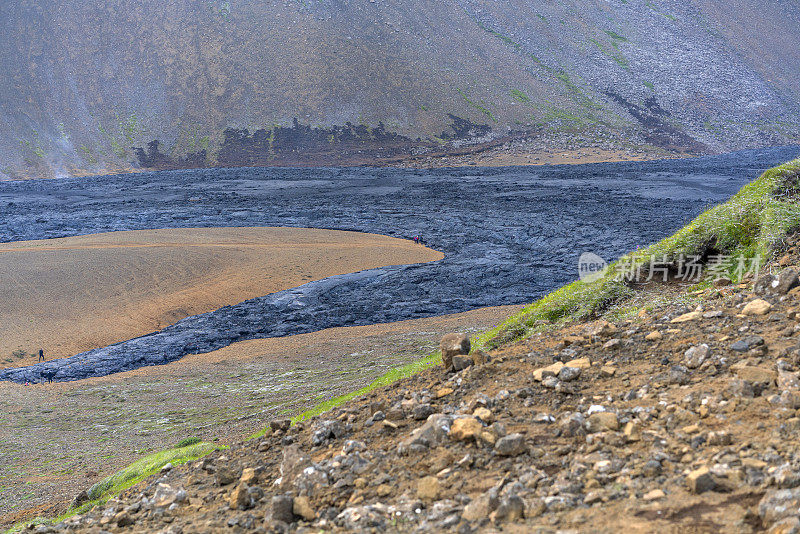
(0, 304), (518, 526)
(0, 227), (442, 367)
(43, 238), (800, 533)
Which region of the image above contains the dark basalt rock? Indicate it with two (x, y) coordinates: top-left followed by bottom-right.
(0, 147), (797, 383)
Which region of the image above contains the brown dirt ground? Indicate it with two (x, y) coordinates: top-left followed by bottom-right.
(0, 304), (520, 526)
(404, 144), (690, 169)
(0, 227), (442, 368)
(83, 262), (800, 533)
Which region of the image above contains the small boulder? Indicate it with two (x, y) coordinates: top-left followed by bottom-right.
(565, 357), (591, 369)
(494, 433), (527, 456)
(491, 495), (525, 523)
(229, 483), (251, 510)
(413, 404), (435, 421)
(153, 483), (187, 508)
(669, 365), (690, 385)
(293, 495), (316, 521)
(471, 350), (489, 365)
(452, 355), (473, 371)
(643, 489), (666, 501)
(473, 406), (494, 423)
(240, 467), (258, 485)
(755, 269), (800, 296)
(215, 467), (237, 486)
(542, 376), (559, 389)
(730, 335), (765, 352)
(645, 331), (663, 341)
(559, 413), (587, 437)
(759, 488), (800, 525)
(533, 361), (564, 381)
(685, 344), (710, 369)
(398, 414), (453, 454)
(440, 333), (470, 370)
(687, 467), (717, 494)
(311, 419), (345, 446)
(778, 370), (800, 391)
(623, 421), (642, 442)
(417, 476), (440, 500)
(777, 268), (800, 295)
(589, 321), (617, 337)
(600, 365), (617, 377)
(587, 412), (619, 433)
(707, 430), (732, 446)
(271, 495), (295, 523)
(449, 417), (483, 442)
(114, 511), (134, 527)
(270, 418), (291, 432)
(728, 378), (755, 398)
(462, 490), (499, 521)
(732, 363), (776, 387)
(671, 311), (702, 323)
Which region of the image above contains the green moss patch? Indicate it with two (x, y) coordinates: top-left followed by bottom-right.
(4, 442), (222, 533)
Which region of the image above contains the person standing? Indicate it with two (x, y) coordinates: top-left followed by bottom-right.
(38, 349), (45, 362)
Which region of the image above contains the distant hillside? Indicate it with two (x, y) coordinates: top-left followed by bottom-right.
(1, 0), (798, 178)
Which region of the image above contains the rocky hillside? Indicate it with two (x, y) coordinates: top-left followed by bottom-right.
(13, 164), (800, 532)
(44, 259), (800, 533)
(1, 0), (799, 178)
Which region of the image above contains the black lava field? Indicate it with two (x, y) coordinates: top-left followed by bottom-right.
(2, 146), (799, 383)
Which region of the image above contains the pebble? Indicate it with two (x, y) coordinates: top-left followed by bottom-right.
(558, 366), (582, 382)
(684, 344), (710, 369)
(743, 299), (773, 316)
(494, 433), (527, 456)
(671, 311), (702, 323)
(643, 489), (666, 500)
(687, 467), (718, 494)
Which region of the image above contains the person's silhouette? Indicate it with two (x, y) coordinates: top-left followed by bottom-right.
(38, 349), (45, 362)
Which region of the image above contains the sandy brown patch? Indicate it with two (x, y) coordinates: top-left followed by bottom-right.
(412, 146), (688, 168)
(0, 227), (442, 367)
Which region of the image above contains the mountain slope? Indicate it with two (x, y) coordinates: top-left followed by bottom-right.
(0, 0), (798, 178)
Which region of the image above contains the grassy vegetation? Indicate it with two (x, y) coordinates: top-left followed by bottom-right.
(456, 88), (497, 123)
(247, 351), (443, 440)
(78, 145), (99, 165)
(19, 132), (45, 166)
(589, 38), (629, 69)
(175, 437), (202, 448)
(510, 89), (531, 103)
(604, 30), (628, 43)
(85, 441), (219, 502)
(646, 0), (677, 21)
(4, 442), (222, 533)
(477, 157), (800, 350)
(4, 349), (30, 364)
